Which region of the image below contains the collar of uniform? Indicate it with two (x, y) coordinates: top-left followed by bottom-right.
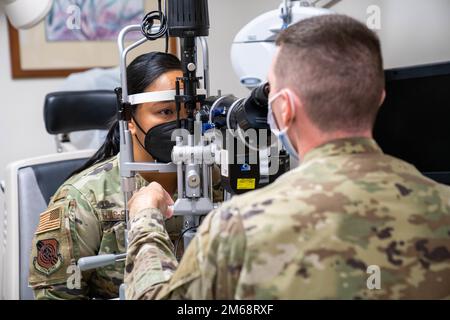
(302, 137), (382, 164)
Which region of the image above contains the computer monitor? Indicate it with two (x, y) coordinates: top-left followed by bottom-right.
(374, 61), (450, 185)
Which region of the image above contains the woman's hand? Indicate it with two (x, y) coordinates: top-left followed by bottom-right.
(128, 182), (174, 220)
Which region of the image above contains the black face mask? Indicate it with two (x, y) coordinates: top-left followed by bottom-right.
(133, 117), (187, 163)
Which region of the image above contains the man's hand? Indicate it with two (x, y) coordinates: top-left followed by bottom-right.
(128, 182), (174, 220)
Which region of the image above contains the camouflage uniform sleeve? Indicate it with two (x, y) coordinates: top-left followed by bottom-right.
(125, 204), (246, 300)
(212, 165), (224, 203)
(29, 185), (102, 300)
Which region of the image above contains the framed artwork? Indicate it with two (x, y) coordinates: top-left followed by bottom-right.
(8, 0), (177, 79)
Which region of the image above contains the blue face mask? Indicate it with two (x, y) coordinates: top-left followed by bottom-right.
(267, 90), (300, 161)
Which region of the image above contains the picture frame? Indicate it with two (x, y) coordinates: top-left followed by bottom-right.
(8, 0), (177, 79)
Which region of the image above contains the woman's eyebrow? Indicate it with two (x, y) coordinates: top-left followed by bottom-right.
(151, 101), (177, 108)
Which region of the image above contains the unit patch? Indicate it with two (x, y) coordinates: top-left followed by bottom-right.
(33, 238), (63, 276)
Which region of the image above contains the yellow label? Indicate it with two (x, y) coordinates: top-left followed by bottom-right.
(237, 178), (256, 190)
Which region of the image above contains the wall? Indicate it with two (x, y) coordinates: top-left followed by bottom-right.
(0, 14), (63, 213)
(330, 0), (450, 69)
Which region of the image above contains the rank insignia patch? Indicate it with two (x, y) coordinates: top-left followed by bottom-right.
(33, 239), (63, 276)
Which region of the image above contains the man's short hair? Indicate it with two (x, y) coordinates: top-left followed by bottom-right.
(275, 14), (385, 132)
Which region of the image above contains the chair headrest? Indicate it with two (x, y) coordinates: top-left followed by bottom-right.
(44, 90), (118, 134)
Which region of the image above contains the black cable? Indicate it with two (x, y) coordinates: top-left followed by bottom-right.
(173, 215), (207, 260)
(164, 0), (169, 53)
(165, 33), (169, 53)
(141, 0), (168, 43)
(174, 225), (199, 261)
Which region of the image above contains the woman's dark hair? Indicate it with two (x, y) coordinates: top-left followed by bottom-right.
(70, 52), (182, 176)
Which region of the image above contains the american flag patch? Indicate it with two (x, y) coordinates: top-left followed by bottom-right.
(35, 207), (62, 235)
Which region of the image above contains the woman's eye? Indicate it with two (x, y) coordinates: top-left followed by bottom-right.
(159, 108), (174, 116)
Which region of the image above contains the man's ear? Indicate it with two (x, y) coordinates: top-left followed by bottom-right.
(281, 90), (297, 128)
(380, 89), (386, 106)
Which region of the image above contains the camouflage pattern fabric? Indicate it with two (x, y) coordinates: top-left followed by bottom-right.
(29, 155), (183, 299)
(125, 138), (450, 299)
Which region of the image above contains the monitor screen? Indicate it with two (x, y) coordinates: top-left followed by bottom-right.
(373, 61), (450, 185)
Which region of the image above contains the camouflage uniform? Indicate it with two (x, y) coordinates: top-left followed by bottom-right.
(28, 155), (183, 299)
(125, 137), (450, 299)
